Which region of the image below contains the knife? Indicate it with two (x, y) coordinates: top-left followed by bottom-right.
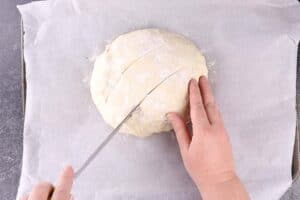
(74, 68), (181, 179)
(74, 102), (140, 179)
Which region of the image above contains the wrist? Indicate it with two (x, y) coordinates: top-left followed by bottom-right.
(194, 170), (238, 191)
(195, 173), (249, 200)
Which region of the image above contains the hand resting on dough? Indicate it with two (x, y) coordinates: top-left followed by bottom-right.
(167, 76), (249, 200)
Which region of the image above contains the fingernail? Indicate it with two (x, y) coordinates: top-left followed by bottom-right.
(63, 165), (74, 175)
(190, 78), (197, 86)
(64, 165), (72, 170)
(165, 113), (171, 119)
(199, 75), (206, 81)
(166, 113), (173, 121)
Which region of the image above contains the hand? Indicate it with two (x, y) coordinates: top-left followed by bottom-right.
(167, 77), (235, 186)
(167, 77), (249, 199)
(20, 166), (74, 200)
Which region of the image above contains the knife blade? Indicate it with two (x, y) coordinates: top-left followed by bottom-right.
(74, 68), (182, 179)
(74, 102), (141, 179)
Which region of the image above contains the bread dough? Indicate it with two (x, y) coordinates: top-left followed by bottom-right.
(90, 29), (208, 137)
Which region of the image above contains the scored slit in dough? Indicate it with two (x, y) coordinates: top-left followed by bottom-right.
(90, 28), (208, 137)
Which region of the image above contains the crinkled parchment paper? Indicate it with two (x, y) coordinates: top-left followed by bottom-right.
(17, 0), (300, 199)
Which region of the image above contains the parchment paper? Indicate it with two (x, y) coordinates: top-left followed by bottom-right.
(17, 0), (300, 199)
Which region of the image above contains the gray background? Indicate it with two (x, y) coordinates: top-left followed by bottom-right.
(0, 0), (299, 199)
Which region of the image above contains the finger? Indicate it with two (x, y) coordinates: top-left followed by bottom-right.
(198, 76), (220, 125)
(51, 165), (74, 200)
(189, 78), (209, 130)
(20, 194), (29, 200)
(28, 182), (53, 200)
(167, 112), (191, 153)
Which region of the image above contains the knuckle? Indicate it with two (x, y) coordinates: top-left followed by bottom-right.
(55, 187), (68, 194)
(193, 101), (203, 109)
(205, 102), (216, 109)
(202, 126), (211, 133)
(54, 189), (69, 198)
(56, 188), (66, 193)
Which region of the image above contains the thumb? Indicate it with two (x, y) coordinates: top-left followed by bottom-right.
(51, 165), (74, 200)
(167, 112), (191, 154)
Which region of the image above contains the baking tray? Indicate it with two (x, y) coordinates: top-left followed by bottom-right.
(20, 21), (300, 181)
(292, 45), (300, 181)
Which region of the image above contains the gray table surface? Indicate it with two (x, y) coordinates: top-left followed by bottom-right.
(0, 0), (300, 199)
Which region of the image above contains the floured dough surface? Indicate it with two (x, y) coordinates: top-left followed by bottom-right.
(90, 29), (208, 137)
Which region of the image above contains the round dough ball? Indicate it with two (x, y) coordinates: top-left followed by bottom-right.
(90, 29), (208, 137)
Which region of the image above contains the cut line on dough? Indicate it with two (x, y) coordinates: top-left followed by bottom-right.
(129, 67), (183, 113)
(105, 44), (165, 103)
